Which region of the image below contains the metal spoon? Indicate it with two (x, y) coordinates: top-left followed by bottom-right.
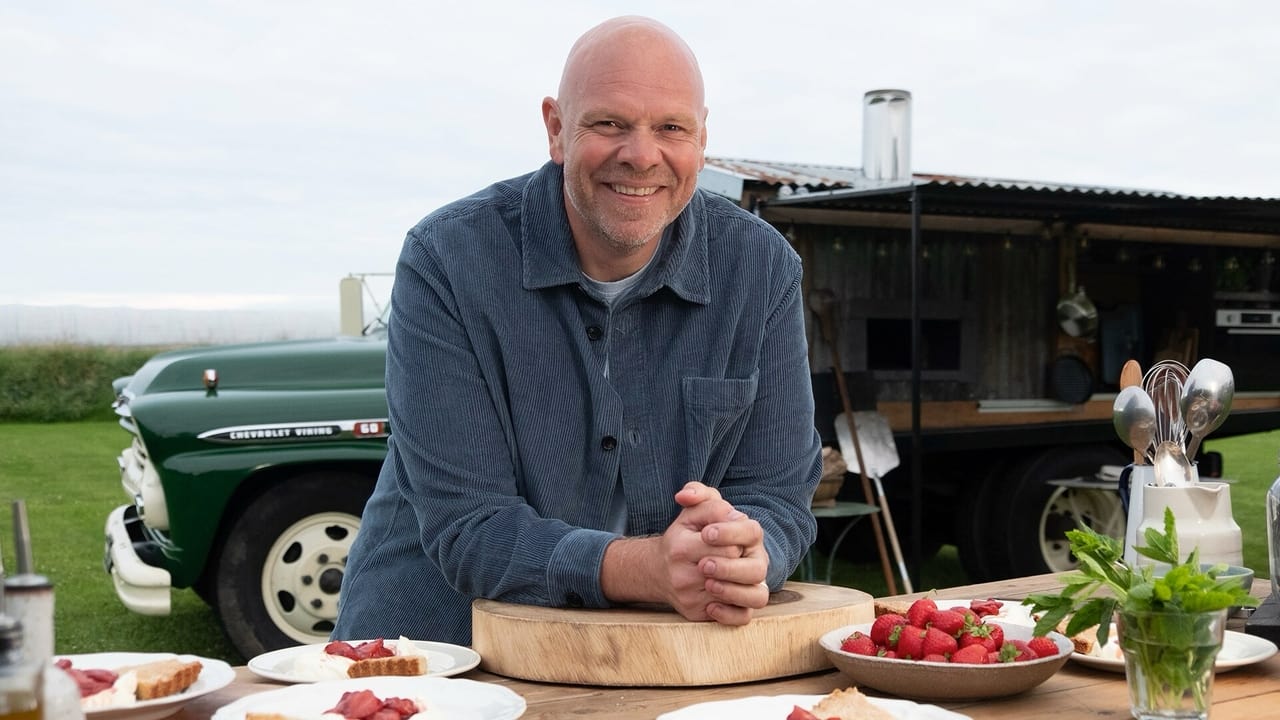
(1182, 358), (1234, 460)
(1113, 385), (1157, 463)
(1153, 439), (1195, 487)
(1119, 359), (1144, 464)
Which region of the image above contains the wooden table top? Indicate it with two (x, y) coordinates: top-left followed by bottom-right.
(176, 574), (1280, 720)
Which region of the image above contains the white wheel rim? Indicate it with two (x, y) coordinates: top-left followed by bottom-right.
(261, 511), (360, 645)
(1037, 486), (1125, 572)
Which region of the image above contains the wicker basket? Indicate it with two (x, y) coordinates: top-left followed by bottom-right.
(812, 446), (847, 507)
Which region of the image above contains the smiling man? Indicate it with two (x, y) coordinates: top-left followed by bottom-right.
(333, 15), (823, 645)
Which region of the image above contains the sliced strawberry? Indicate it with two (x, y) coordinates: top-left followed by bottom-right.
(969, 598), (1003, 617)
(328, 690), (384, 718)
(381, 697), (420, 716)
(324, 640), (360, 660)
(352, 638), (395, 659)
(787, 707), (821, 720)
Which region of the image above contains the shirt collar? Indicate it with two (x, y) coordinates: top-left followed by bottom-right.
(521, 161), (710, 306)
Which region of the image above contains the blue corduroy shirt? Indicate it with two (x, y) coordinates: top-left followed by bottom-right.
(333, 161), (822, 645)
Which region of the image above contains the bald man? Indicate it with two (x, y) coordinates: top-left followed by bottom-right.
(333, 16), (822, 646)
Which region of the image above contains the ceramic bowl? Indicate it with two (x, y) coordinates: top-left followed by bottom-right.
(819, 620), (1073, 701)
(1150, 563), (1253, 592)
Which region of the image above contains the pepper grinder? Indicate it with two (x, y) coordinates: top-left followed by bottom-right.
(3, 501), (53, 665)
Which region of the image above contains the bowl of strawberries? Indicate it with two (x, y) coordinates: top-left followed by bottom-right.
(819, 597), (1072, 701)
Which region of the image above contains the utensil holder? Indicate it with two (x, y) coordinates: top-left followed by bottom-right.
(1133, 480), (1243, 567)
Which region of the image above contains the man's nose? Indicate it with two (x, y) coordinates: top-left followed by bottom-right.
(616, 130), (661, 169)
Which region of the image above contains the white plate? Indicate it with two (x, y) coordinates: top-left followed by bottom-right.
(1070, 628), (1278, 673)
(212, 676), (525, 720)
(905, 597), (1038, 627)
(247, 639), (481, 683)
(55, 652), (235, 720)
(657, 694), (970, 720)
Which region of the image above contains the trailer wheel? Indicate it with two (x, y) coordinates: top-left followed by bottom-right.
(991, 445), (1128, 579)
(210, 472), (373, 659)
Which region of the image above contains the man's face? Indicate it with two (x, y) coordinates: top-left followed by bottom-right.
(543, 38), (707, 257)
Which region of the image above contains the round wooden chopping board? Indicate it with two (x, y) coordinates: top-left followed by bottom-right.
(471, 581), (872, 686)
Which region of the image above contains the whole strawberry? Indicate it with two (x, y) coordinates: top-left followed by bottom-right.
(920, 626), (958, 658)
(870, 614), (907, 648)
(840, 631), (878, 656)
(951, 643), (990, 664)
(897, 625), (928, 660)
(906, 598), (938, 628)
(928, 609), (967, 638)
(1027, 636), (1059, 659)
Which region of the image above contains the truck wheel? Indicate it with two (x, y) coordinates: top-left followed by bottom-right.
(991, 445), (1128, 579)
(212, 472), (373, 659)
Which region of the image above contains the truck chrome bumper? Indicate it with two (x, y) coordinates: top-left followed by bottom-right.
(104, 504), (171, 616)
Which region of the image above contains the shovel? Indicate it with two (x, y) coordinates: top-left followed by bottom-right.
(835, 412), (914, 593)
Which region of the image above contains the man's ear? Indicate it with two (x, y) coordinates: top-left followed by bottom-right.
(542, 97), (565, 164)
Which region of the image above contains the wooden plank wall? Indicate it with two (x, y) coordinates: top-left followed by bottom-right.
(789, 222), (1060, 403)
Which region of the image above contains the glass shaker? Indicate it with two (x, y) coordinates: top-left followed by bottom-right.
(1268, 451), (1280, 599)
(0, 615), (42, 720)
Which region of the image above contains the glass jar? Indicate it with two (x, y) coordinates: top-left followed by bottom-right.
(1268, 454), (1280, 599)
(0, 616), (42, 720)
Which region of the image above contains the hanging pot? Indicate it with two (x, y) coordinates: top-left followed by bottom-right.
(1057, 286), (1098, 338)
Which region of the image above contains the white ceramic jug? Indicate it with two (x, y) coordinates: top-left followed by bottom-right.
(1132, 477), (1243, 567)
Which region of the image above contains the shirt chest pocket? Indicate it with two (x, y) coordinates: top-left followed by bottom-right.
(681, 372), (759, 483)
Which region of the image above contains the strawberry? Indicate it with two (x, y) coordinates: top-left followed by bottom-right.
(840, 631), (878, 656)
(928, 609), (967, 637)
(921, 653), (949, 663)
(787, 707), (822, 720)
(969, 598), (1003, 618)
(906, 598), (938, 628)
(921, 626), (958, 657)
(951, 643), (990, 664)
(1027, 636), (1060, 659)
(958, 624), (997, 652)
(988, 623), (1005, 647)
(1005, 639), (1036, 662)
(871, 614), (907, 648)
(897, 625), (927, 659)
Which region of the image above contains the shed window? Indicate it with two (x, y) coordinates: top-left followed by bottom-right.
(866, 318), (962, 371)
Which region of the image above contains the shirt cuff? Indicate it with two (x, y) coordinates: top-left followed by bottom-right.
(546, 527), (617, 609)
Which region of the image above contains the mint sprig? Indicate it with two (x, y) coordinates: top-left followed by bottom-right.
(1023, 507), (1259, 649)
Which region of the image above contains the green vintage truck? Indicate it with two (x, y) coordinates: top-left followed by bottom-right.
(104, 316), (390, 659)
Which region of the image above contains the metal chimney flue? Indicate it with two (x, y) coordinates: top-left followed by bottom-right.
(861, 89), (912, 182)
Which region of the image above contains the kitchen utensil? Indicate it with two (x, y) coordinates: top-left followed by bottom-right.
(835, 412), (913, 593)
(1153, 440), (1195, 487)
(1113, 386), (1157, 464)
(808, 288), (895, 594)
(1119, 359), (1145, 464)
(1143, 359), (1189, 452)
(1182, 358), (1235, 460)
(471, 582), (873, 686)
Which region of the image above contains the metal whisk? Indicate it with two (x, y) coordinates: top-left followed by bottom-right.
(1143, 359), (1192, 485)
(1143, 359), (1188, 449)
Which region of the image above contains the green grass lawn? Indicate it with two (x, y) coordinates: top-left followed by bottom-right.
(2, 421), (1276, 667)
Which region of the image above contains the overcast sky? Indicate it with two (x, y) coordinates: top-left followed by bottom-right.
(3, 1), (1278, 312)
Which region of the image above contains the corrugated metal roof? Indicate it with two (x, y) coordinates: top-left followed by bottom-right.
(703, 156), (1273, 202)
(702, 156), (1280, 236)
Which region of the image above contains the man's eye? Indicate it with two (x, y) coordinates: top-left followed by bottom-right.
(660, 124), (684, 133)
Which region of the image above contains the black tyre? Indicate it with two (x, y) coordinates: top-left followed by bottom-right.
(990, 445), (1128, 579)
(211, 471), (374, 659)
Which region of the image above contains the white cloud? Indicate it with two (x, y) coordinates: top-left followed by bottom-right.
(1, 0), (1277, 314)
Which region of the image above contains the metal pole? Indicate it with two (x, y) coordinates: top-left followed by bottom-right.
(909, 186), (923, 589)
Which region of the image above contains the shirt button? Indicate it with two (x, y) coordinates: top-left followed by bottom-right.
(566, 592), (584, 608)
(586, 325), (604, 341)
(601, 435), (618, 451)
